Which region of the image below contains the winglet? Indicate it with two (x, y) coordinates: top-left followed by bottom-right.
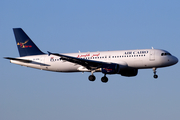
(47, 51), (52, 56)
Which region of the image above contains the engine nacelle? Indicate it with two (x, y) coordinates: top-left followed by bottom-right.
(101, 63), (138, 76)
(120, 68), (138, 77)
(101, 64), (120, 74)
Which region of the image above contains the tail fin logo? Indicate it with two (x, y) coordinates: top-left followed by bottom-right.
(17, 40), (32, 48)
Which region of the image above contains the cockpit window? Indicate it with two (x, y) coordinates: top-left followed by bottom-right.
(161, 53), (172, 56)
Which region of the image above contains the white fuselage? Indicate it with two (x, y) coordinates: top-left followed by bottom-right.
(10, 49), (178, 73)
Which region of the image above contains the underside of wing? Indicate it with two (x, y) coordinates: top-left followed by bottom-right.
(48, 52), (113, 70)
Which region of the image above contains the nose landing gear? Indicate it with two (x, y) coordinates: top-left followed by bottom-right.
(153, 67), (158, 79)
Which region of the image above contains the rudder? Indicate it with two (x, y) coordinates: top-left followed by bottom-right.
(13, 28), (44, 57)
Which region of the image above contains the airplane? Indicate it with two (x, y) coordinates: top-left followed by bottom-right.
(4, 28), (178, 83)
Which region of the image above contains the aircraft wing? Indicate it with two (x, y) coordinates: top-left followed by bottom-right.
(48, 52), (115, 70)
(4, 57), (50, 66)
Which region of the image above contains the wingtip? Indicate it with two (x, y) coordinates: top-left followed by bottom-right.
(47, 51), (52, 56)
(4, 57), (10, 59)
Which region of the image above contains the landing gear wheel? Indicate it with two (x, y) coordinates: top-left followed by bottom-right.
(88, 75), (96, 81)
(101, 76), (108, 83)
(154, 75), (158, 79)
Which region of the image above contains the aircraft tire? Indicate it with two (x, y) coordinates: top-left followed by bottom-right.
(88, 75), (96, 81)
(101, 76), (108, 83)
(153, 75), (158, 79)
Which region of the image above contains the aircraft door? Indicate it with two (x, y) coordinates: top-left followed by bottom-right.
(40, 57), (44, 65)
(40, 57), (47, 69)
(149, 51), (155, 61)
(40, 57), (49, 70)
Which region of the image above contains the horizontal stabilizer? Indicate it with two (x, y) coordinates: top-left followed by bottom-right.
(4, 57), (50, 66)
(4, 57), (32, 63)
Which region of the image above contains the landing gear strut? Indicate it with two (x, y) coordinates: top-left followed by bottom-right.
(153, 67), (158, 79)
(101, 74), (108, 83)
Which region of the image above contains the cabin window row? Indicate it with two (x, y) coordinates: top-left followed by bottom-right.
(50, 54), (147, 61)
(82, 54), (146, 59)
(112, 54), (146, 58)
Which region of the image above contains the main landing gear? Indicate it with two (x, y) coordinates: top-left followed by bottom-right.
(153, 67), (158, 79)
(88, 71), (96, 81)
(88, 71), (108, 83)
(88, 75), (108, 83)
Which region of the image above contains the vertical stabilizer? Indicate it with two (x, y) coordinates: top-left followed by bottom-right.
(13, 28), (44, 57)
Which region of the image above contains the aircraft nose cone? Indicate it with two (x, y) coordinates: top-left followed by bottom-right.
(172, 56), (178, 65)
(174, 56), (178, 64)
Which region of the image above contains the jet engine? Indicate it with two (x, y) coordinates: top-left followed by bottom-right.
(101, 63), (138, 77)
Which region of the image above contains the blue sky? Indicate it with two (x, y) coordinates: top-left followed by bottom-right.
(1, 0), (180, 120)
